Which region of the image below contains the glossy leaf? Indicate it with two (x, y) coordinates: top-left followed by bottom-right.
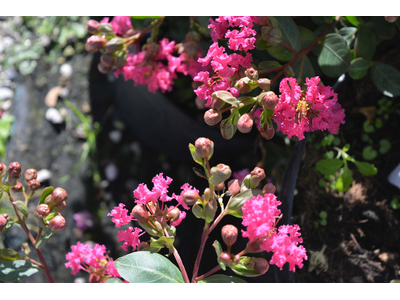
(226, 188), (263, 218)
(212, 91), (240, 108)
(188, 143), (203, 166)
(318, 33), (351, 77)
(312, 16), (335, 25)
(0, 248), (23, 262)
(0, 260), (40, 282)
(298, 26), (316, 50)
(335, 163), (353, 192)
(371, 61), (400, 97)
(348, 58), (370, 80)
(213, 240), (226, 271)
(353, 161), (377, 176)
(13, 201), (28, 219)
(267, 44), (295, 62)
(338, 27), (357, 46)
(229, 256), (268, 277)
(35, 226), (54, 249)
(355, 22), (377, 60)
(104, 277), (124, 283)
(371, 16), (396, 41)
(115, 251), (184, 283)
(316, 159), (344, 177)
(345, 16), (363, 27)
(258, 61), (281, 70)
(292, 55), (315, 81)
(274, 16), (301, 51)
(39, 186), (54, 205)
(198, 274), (247, 283)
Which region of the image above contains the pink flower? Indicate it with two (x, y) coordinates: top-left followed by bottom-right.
(100, 16), (133, 36)
(171, 210), (186, 227)
(173, 183), (199, 210)
(241, 194), (307, 272)
(273, 76), (345, 140)
(117, 226), (143, 251)
(133, 173), (173, 205)
(107, 203), (133, 228)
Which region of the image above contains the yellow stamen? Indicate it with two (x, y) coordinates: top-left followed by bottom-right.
(296, 98), (309, 112)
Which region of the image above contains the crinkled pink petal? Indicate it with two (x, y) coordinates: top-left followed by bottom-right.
(107, 203), (133, 228)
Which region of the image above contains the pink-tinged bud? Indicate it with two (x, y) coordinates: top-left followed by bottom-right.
(210, 164), (232, 186)
(219, 252), (232, 265)
(227, 179), (241, 196)
(253, 257), (269, 275)
(89, 273), (102, 283)
(245, 67), (258, 81)
(24, 168), (37, 182)
(100, 53), (116, 68)
(86, 19), (100, 34)
(262, 183), (276, 194)
(44, 195), (52, 206)
(256, 17), (268, 26)
(28, 179), (41, 191)
(132, 204), (149, 223)
(235, 78), (251, 94)
(245, 238), (264, 253)
(49, 215), (66, 231)
(0, 163), (7, 177)
(53, 201), (66, 213)
(167, 207), (180, 222)
(259, 91), (279, 110)
(221, 224), (238, 247)
(51, 188), (68, 205)
(261, 26), (282, 46)
(11, 182), (23, 193)
(106, 37), (125, 53)
(194, 137), (214, 158)
(210, 97), (224, 110)
(7, 162), (21, 178)
(204, 108), (222, 126)
(385, 16), (398, 23)
(260, 123), (275, 140)
(138, 241), (150, 251)
(97, 62), (112, 74)
(0, 215), (7, 231)
(203, 188), (211, 202)
(85, 35), (108, 53)
(237, 113), (254, 134)
(257, 78), (271, 91)
(214, 181), (225, 191)
(182, 189), (200, 206)
(97, 23), (114, 35)
(220, 120), (235, 140)
(37, 204), (50, 217)
(250, 167), (266, 187)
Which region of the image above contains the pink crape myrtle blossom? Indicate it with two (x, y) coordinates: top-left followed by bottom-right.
(100, 16), (133, 36)
(273, 76), (345, 140)
(133, 173), (173, 205)
(241, 194), (307, 272)
(172, 182), (200, 210)
(117, 226), (143, 251)
(65, 242), (120, 278)
(107, 203), (132, 228)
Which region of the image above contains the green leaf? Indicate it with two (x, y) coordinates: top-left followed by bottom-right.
(319, 210), (328, 219)
(371, 61), (400, 97)
(255, 38), (269, 50)
(213, 240), (226, 271)
(318, 178), (327, 188)
(39, 186), (54, 205)
(353, 161), (377, 176)
(258, 61), (281, 70)
(0, 260), (40, 282)
(267, 44), (295, 62)
(35, 226), (54, 249)
(192, 203), (205, 219)
(212, 91), (240, 108)
(115, 251), (184, 283)
(273, 16), (301, 51)
(188, 143), (203, 166)
(338, 27), (358, 46)
(320, 219), (327, 226)
(316, 159), (344, 177)
(13, 201), (28, 219)
(104, 277), (124, 283)
(292, 55), (315, 81)
(375, 118), (383, 129)
(149, 236), (174, 253)
(298, 26), (317, 50)
(355, 22), (377, 60)
(320, 134), (335, 147)
(229, 256), (269, 277)
(318, 33), (351, 77)
(363, 120), (375, 133)
(390, 197), (400, 210)
(0, 249), (23, 262)
(312, 16), (335, 25)
(198, 274), (247, 283)
(362, 146), (378, 161)
(379, 139), (391, 154)
(345, 16), (364, 27)
(226, 188), (263, 218)
(335, 163), (353, 192)
(348, 58), (370, 80)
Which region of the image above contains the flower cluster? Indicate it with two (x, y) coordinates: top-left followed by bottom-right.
(101, 16), (132, 36)
(273, 76), (345, 140)
(242, 193), (307, 272)
(194, 16), (259, 106)
(65, 242), (120, 282)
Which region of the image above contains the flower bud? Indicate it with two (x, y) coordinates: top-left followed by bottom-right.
(28, 179), (41, 191)
(256, 17), (268, 26)
(245, 238), (264, 253)
(260, 123), (275, 140)
(89, 273), (102, 283)
(53, 201), (66, 213)
(106, 37), (125, 53)
(235, 78), (251, 94)
(100, 53), (116, 68)
(182, 189), (200, 206)
(51, 188), (68, 205)
(210, 97), (224, 110)
(97, 62), (112, 74)
(85, 35), (108, 53)
(37, 204), (50, 217)
(257, 78), (271, 91)
(253, 257), (269, 275)
(7, 162), (21, 178)
(385, 16), (398, 23)
(214, 182), (225, 191)
(44, 194), (52, 206)
(245, 67), (258, 81)
(0, 214), (7, 231)
(205, 198), (218, 222)
(259, 91), (279, 110)
(0, 163), (7, 178)
(86, 19), (100, 34)
(221, 224), (238, 247)
(219, 252), (232, 265)
(237, 113), (254, 133)
(11, 182), (23, 193)
(24, 168), (37, 182)
(167, 207), (180, 222)
(137, 241), (151, 251)
(204, 108), (222, 126)
(49, 215), (66, 231)
(194, 137), (214, 158)
(227, 179), (241, 196)
(132, 204), (149, 223)
(267, 28), (282, 46)
(97, 23), (114, 35)
(220, 119), (236, 140)
(262, 183), (276, 194)
(250, 167), (266, 187)
(203, 188), (211, 202)
(209, 164), (232, 186)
